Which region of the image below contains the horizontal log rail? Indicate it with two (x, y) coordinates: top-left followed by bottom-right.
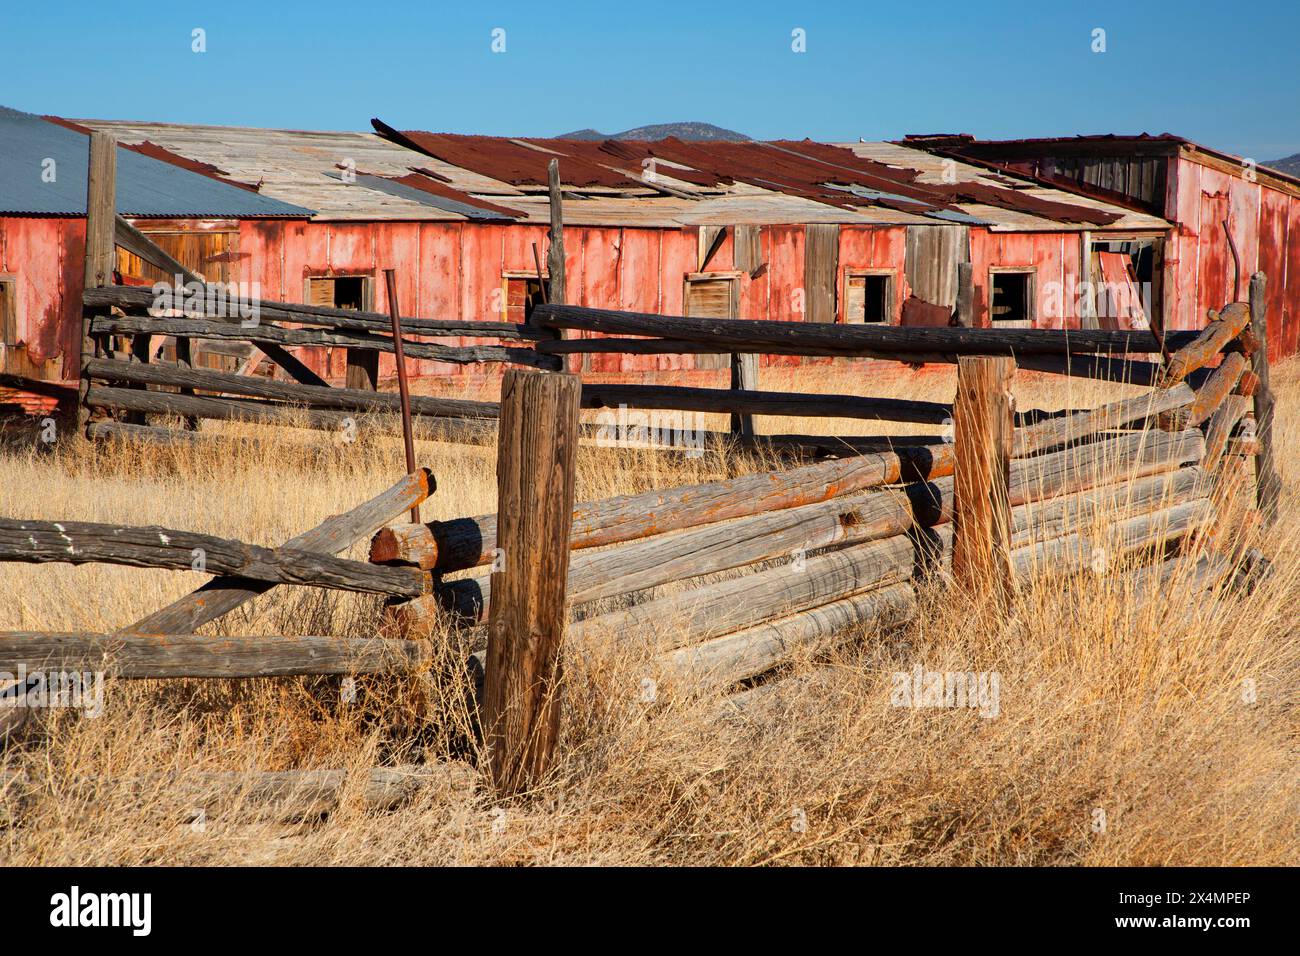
(0, 631), (430, 679)
(532, 303), (1195, 357)
(83, 284), (546, 341)
(0, 518), (427, 598)
(86, 357), (498, 420)
(89, 314), (561, 370)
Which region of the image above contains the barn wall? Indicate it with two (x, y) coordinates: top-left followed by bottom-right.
(1164, 156), (1299, 361)
(969, 229), (1080, 329)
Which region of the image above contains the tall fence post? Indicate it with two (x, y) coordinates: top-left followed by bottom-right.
(79, 132), (116, 435)
(729, 352), (757, 440)
(1247, 272), (1280, 526)
(952, 356), (1015, 601)
(482, 369), (581, 795)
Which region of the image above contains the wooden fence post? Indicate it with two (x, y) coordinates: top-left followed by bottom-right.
(729, 352), (757, 440)
(952, 356), (1015, 601)
(482, 369), (581, 795)
(79, 131), (116, 434)
(1247, 272), (1280, 526)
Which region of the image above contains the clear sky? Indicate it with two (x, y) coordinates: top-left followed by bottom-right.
(2, 0), (1297, 159)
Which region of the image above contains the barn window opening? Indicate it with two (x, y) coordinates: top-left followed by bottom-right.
(989, 270), (1035, 326)
(503, 276), (549, 323)
(684, 274), (739, 370)
(845, 272), (893, 324)
(307, 275), (372, 311)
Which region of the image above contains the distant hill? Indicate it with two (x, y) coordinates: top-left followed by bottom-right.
(1263, 153), (1300, 177)
(558, 122), (749, 142)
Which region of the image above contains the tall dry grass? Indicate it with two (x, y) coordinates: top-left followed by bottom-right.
(0, 362), (1295, 865)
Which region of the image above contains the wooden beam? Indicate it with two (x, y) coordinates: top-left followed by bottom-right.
(1247, 273), (1281, 525)
(0, 518), (426, 598)
(729, 352), (758, 439)
(121, 470), (433, 635)
(79, 131), (116, 434)
(1187, 351), (1248, 426)
(0, 631), (429, 679)
(1157, 302), (1252, 386)
(952, 356), (1015, 600)
(1013, 382), (1194, 457)
(483, 370), (581, 795)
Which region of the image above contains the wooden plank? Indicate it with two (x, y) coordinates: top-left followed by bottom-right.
(1247, 273), (1281, 524)
(122, 470), (433, 635)
(83, 284), (545, 340)
(581, 382), (952, 424)
(952, 356), (1015, 600)
(0, 631), (429, 679)
(89, 314), (560, 370)
(532, 304), (1191, 357)
(370, 451), (917, 572)
(86, 356), (497, 419)
(729, 352), (758, 439)
(79, 132), (116, 433)
(954, 261), (974, 327)
(804, 224), (839, 324)
(1013, 382), (1195, 456)
(483, 370), (581, 796)
(0, 519), (426, 597)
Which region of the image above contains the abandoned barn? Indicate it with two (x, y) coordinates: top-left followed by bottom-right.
(2, 103), (1297, 414)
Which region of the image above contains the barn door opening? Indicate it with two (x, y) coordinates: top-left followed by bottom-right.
(308, 274), (376, 389)
(1089, 237), (1162, 331)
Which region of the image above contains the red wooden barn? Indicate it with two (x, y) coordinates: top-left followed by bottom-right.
(4, 103), (1295, 413)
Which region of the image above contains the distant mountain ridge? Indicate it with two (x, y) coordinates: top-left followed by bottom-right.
(1263, 153), (1300, 178)
(558, 122), (749, 142)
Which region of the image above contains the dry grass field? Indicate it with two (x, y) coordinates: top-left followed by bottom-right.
(1, 360), (1296, 866)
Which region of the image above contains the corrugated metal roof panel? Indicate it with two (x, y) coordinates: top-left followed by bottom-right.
(0, 105), (312, 218)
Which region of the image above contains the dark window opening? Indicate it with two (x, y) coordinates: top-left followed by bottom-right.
(846, 273), (892, 324)
(505, 277), (549, 322)
(307, 275), (371, 311)
(990, 271), (1034, 326)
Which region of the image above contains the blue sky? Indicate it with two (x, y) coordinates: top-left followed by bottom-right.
(3, 1), (1297, 159)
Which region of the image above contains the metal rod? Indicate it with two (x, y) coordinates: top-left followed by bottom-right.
(383, 268), (420, 524)
(531, 242), (548, 304)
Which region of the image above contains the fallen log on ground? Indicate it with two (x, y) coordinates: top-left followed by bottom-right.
(123, 469), (434, 635)
(0, 519), (427, 598)
(0, 631), (430, 678)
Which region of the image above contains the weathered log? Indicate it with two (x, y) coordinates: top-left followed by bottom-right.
(123, 470), (433, 635)
(0, 519), (426, 598)
(1203, 395), (1251, 472)
(1013, 353), (1164, 387)
(952, 356), (1015, 599)
(482, 370), (581, 796)
(569, 533), (917, 652)
(581, 382), (953, 424)
(1013, 382), (1194, 456)
(1157, 303), (1252, 386)
(0, 631), (430, 678)
(430, 486), (918, 625)
(371, 451), (922, 572)
(533, 303), (1192, 357)
(1247, 274), (1281, 524)
(87, 421), (236, 447)
(655, 581), (917, 691)
(90, 313), (560, 370)
(83, 283), (545, 341)
(1187, 352), (1248, 425)
(86, 357), (498, 420)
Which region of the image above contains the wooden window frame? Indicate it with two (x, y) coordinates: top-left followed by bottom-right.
(0, 275), (18, 347)
(842, 268), (896, 325)
(987, 266), (1037, 327)
(501, 272), (550, 322)
(303, 273), (375, 312)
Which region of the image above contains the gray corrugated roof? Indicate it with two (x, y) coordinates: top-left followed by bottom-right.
(0, 105), (313, 218)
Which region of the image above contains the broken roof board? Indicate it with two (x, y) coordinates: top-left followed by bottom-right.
(0, 106), (311, 218)
(73, 117), (1167, 232)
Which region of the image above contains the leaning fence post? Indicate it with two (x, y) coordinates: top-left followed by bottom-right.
(952, 356), (1015, 601)
(1247, 272), (1280, 526)
(482, 368), (581, 795)
(79, 131), (116, 435)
